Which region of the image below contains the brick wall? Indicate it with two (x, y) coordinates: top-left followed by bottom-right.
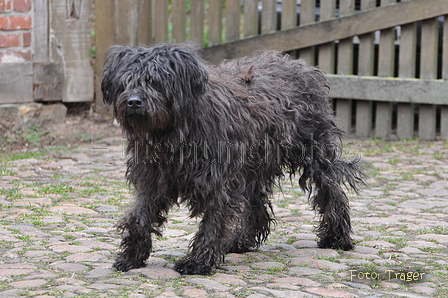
(0, 0), (32, 62)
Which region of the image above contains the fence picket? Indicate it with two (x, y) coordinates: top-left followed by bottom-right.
(397, 103), (414, 139)
(190, 0), (204, 45)
(243, 0), (258, 38)
(281, 0), (297, 30)
(397, 13), (417, 139)
(154, 0), (168, 44)
(208, 0), (222, 46)
(442, 106), (448, 140)
(335, 0), (355, 133)
(172, 0), (186, 43)
(298, 0), (315, 65)
(261, 0), (276, 34)
(355, 0), (375, 138)
(442, 16), (448, 139)
(374, 0), (396, 139)
(418, 18), (439, 139)
(226, 0), (240, 42)
(318, 1), (336, 74)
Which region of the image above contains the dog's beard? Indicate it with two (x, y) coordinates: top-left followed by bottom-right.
(115, 95), (174, 138)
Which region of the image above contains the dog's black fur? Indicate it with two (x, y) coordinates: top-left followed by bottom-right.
(101, 42), (366, 275)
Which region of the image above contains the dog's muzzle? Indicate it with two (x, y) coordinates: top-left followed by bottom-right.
(127, 97), (143, 110)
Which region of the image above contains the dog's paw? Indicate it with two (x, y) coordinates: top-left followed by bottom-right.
(174, 259), (212, 275)
(317, 238), (354, 251)
(112, 258), (145, 272)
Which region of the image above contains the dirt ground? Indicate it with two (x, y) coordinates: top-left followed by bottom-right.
(0, 104), (122, 154)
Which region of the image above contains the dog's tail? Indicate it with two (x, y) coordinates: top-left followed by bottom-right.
(332, 156), (367, 194)
(297, 154), (367, 196)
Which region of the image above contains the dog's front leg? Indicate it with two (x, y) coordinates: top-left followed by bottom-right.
(174, 200), (237, 275)
(113, 192), (172, 272)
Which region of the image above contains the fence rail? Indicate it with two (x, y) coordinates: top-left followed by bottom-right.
(95, 0), (448, 140)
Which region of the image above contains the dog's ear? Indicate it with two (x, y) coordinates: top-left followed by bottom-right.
(150, 43), (209, 115)
(101, 45), (133, 105)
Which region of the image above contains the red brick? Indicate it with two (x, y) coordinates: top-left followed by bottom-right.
(9, 16), (32, 30)
(0, 33), (20, 47)
(0, 16), (8, 30)
(0, 0), (12, 12)
(13, 0), (31, 12)
(22, 31), (31, 46)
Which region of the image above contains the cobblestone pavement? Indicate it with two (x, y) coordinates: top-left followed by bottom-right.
(1, 136), (447, 297)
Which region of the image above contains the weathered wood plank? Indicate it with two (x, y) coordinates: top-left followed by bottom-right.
(298, 0), (315, 65)
(418, 104), (436, 140)
(137, 0), (152, 45)
(226, 0), (240, 42)
(357, 0), (375, 76)
(318, 1), (335, 74)
(337, 0), (354, 75)
(375, 102), (392, 139)
(208, 0), (222, 45)
(398, 23), (417, 78)
(335, 99), (352, 134)
(153, 0), (168, 43)
(441, 106), (448, 140)
(51, 0), (93, 102)
(396, 103), (414, 139)
(327, 75), (448, 105)
(243, 0), (258, 38)
(203, 0), (448, 63)
(395, 1), (417, 140)
(261, 0), (276, 34)
(281, 0), (297, 30)
(354, 1), (373, 138)
(114, 0), (134, 44)
(190, 0), (204, 45)
(376, 0), (394, 139)
(420, 18), (439, 79)
(377, 0), (396, 77)
(172, 0), (186, 43)
(443, 15), (448, 79)
(418, 17), (439, 140)
(34, 0), (49, 63)
(356, 100), (372, 138)
(95, 0), (116, 111)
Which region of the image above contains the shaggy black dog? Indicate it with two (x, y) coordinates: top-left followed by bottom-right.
(101, 42), (366, 275)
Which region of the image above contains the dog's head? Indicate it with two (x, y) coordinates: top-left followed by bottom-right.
(101, 42), (208, 134)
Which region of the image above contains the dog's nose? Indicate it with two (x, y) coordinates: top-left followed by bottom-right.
(127, 97), (143, 109)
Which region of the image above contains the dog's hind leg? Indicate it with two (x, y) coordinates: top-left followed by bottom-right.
(309, 157), (365, 251)
(113, 192), (174, 272)
(227, 187), (274, 254)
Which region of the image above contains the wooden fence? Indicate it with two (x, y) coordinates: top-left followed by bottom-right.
(95, 0), (448, 140)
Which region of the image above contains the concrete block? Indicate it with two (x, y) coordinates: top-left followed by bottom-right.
(0, 63), (33, 104)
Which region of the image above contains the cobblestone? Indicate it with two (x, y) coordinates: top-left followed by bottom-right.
(0, 137), (447, 297)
